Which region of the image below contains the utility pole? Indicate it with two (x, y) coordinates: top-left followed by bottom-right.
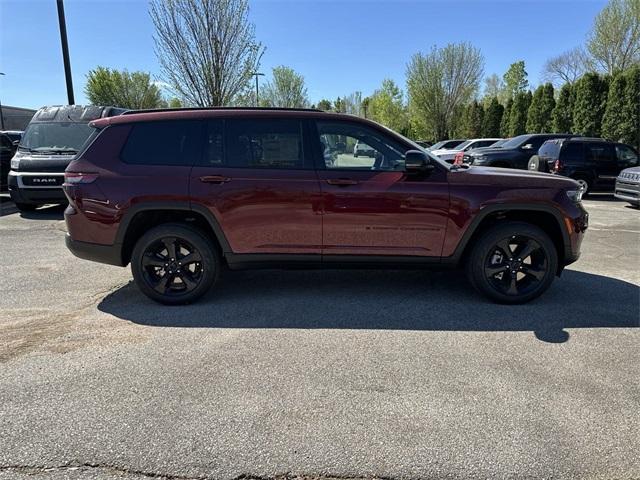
(56, 0), (75, 105)
(252, 72), (264, 107)
(0, 72), (5, 130)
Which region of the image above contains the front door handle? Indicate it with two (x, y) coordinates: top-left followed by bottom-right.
(200, 175), (231, 184)
(326, 178), (359, 186)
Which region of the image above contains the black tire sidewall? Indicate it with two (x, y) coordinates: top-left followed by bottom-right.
(15, 202), (38, 212)
(131, 223), (219, 305)
(466, 222), (558, 304)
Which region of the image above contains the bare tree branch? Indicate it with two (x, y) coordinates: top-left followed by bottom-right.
(149, 0), (265, 106)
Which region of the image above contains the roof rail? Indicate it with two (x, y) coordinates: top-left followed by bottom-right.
(121, 106), (323, 115)
(568, 136), (606, 142)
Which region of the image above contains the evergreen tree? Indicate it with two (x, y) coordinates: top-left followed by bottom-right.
(482, 97), (504, 137)
(526, 85), (545, 133)
(540, 83), (556, 132)
(621, 66), (640, 150)
(503, 61), (529, 99)
(509, 91), (530, 136)
(552, 83), (574, 133)
(573, 72), (609, 137)
(460, 101), (484, 137)
(501, 98), (513, 137)
(602, 73), (627, 142)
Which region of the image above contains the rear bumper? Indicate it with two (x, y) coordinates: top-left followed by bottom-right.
(65, 234), (124, 267)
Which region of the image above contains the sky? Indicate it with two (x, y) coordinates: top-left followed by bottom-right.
(0, 0), (606, 110)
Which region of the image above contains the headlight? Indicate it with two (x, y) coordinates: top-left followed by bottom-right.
(10, 158), (19, 170)
(566, 189), (583, 203)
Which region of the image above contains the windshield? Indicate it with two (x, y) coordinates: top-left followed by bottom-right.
(429, 141), (448, 150)
(454, 140), (473, 150)
(19, 122), (94, 153)
(500, 134), (530, 149)
(491, 139), (507, 148)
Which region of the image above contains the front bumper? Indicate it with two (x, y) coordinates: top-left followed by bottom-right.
(8, 171), (67, 205)
(614, 179), (640, 205)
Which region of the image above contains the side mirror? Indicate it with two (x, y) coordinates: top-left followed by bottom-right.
(12, 140), (20, 147)
(522, 143), (534, 150)
(405, 150), (434, 174)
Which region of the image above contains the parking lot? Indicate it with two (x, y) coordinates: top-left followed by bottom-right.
(0, 193), (638, 479)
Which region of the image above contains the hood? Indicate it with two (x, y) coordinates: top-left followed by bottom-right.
(468, 146), (518, 157)
(432, 148), (461, 157)
(450, 166), (579, 189)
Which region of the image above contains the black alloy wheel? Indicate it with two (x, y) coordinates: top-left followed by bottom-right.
(467, 222), (558, 304)
(131, 223), (219, 305)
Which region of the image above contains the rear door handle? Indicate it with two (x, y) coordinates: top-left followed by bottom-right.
(326, 178), (359, 186)
(200, 175), (231, 184)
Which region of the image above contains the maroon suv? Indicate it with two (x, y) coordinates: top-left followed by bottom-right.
(63, 108), (588, 304)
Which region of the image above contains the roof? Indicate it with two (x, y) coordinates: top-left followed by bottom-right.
(31, 105), (127, 123)
(90, 108), (371, 129)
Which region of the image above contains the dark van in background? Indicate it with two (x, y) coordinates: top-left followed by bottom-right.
(8, 105), (126, 211)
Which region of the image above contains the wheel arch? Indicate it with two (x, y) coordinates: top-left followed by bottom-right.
(116, 202), (231, 266)
(449, 204), (570, 274)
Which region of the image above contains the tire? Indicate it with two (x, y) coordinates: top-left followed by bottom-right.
(527, 155), (541, 171)
(131, 223), (220, 305)
(571, 176), (591, 195)
(15, 202), (38, 212)
(466, 222), (558, 304)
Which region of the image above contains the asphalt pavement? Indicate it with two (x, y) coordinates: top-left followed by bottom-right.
(0, 193), (638, 480)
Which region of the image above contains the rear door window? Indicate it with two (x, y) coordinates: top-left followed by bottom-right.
(121, 120), (202, 166)
(560, 142), (583, 162)
(225, 118), (308, 169)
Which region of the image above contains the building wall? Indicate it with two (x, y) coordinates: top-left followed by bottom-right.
(0, 105), (37, 131)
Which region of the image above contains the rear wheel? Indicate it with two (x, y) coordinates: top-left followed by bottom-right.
(571, 176), (591, 195)
(466, 222), (558, 304)
(131, 223), (219, 305)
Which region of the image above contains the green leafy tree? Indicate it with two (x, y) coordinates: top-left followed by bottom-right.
(260, 66), (309, 108)
(602, 73), (627, 141)
(526, 85), (545, 133)
(509, 91), (531, 136)
(482, 97), (504, 137)
(528, 83), (555, 132)
(333, 97), (345, 113)
(459, 100), (484, 138)
(540, 83), (556, 132)
(573, 72), (609, 136)
(503, 61), (529, 99)
(406, 42), (484, 140)
(552, 83), (575, 133)
(168, 97), (183, 108)
(85, 67), (165, 109)
(317, 99), (332, 111)
(621, 66), (640, 149)
(501, 98), (513, 137)
(368, 79), (407, 132)
(587, 0), (640, 75)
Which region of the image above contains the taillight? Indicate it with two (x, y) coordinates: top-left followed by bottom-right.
(453, 152), (464, 165)
(64, 172), (99, 184)
(553, 160), (561, 172)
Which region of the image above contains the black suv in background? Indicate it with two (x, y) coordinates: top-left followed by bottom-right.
(467, 134), (573, 169)
(532, 137), (639, 194)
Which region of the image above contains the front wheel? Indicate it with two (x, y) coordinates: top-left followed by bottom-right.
(572, 177), (591, 195)
(131, 223), (220, 305)
(466, 222), (558, 304)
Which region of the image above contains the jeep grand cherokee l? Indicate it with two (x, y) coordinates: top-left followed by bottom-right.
(63, 108), (588, 305)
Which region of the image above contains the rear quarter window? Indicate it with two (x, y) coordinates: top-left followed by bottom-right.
(121, 120), (202, 166)
(560, 142), (584, 162)
(538, 140), (561, 158)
